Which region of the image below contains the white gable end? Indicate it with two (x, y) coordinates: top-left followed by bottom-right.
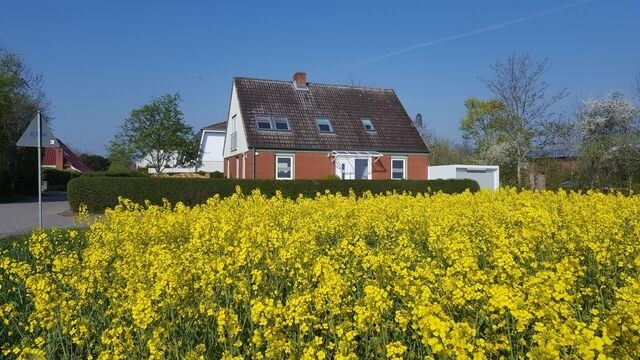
(223, 82), (249, 158)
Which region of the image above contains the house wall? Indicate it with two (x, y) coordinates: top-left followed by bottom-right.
(527, 157), (578, 189)
(223, 83), (249, 158)
(224, 150), (428, 180)
(199, 131), (225, 172)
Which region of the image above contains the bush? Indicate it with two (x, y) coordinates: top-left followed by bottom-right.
(80, 170), (149, 177)
(68, 178), (479, 213)
(0, 167), (11, 196)
(42, 168), (81, 191)
(0, 148), (39, 195)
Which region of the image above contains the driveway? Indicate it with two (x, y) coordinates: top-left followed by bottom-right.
(0, 191), (77, 239)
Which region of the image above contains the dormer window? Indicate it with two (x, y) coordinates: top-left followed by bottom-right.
(315, 117), (333, 133)
(255, 115), (291, 131)
(361, 118), (375, 131)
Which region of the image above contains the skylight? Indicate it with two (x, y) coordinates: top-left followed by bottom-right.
(361, 118), (375, 131)
(272, 117), (291, 131)
(315, 117), (333, 133)
(255, 115), (291, 131)
(256, 116), (273, 130)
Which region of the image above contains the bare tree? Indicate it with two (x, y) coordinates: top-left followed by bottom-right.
(481, 53), (568, 187)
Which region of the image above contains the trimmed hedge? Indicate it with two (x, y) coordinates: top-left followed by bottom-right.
(81, 170), (149, 177)
(67, 177), (480, 213)
(42, 168), (81, 191)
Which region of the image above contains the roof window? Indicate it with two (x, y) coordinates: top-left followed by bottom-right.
(315, 117), (333, 133)
(255, 115), (291, 131)
(272, 116), (291, 131)
(361, 118), (375, 131)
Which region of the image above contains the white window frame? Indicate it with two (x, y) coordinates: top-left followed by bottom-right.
(391, 158), (406, 180)
(275, 154), (294, 180)
(272, 116), (291, 131)
(255, 115), (291, 132)
(230, 115), (238, 151)
(361, 118), (375, 131)
(255, 115), (273, 130)
(315, 117), (334, 133)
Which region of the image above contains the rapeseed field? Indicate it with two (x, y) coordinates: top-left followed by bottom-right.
(1, 189), (639, 359)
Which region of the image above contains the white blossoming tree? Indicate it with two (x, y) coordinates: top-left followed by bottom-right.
(574, 90), (640, 187)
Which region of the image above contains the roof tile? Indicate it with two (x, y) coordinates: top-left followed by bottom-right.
(234, 77), (429, 153)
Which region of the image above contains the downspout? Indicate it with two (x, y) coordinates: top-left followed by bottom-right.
(253, 147), (256, 179)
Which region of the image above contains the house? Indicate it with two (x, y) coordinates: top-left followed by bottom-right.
(527, 147), (577, 189)
(222, 72), (430, 180)
(42, 138), (90, 172)
(196, 121), (226, 173)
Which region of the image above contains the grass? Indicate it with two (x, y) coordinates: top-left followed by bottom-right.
(0, 232), (28, 250)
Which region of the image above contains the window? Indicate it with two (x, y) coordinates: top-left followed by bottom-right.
(230, 132), (237, 151)
(361, 118), (375, 131)
(391, 158), (406, 180)
(272, 117), (291, 131)
(276, 155), (293, 180)
(230, 115), (238, 151)
(315, 117), (333, 133)
(256, 116), (273, 130)
(255, 115), (291, 131)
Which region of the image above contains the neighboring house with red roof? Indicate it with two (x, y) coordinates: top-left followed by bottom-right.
(223, 72), (430, 180)
(42, 138), (90, 172)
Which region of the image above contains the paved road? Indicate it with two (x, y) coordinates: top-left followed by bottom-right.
(0, 192), (77, 239)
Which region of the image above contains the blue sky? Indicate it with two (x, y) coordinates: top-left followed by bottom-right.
(2, 0), (639, 155)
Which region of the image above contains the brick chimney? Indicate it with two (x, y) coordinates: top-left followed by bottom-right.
(293, 72), (307, 90)
(55, 147), (64, 170)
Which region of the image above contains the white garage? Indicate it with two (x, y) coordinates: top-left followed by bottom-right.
(428, 165), (500, 190)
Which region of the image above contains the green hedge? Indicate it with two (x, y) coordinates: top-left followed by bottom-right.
(42, 168), (81, 191)
(80, 170), (149, 177)
(67, 177), (480, 213)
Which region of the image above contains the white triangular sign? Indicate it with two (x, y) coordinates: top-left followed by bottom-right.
(16, 115), (59, 148)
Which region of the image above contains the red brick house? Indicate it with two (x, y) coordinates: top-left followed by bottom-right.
(42, 138), (91, 172)
(222, 73), (430, 180)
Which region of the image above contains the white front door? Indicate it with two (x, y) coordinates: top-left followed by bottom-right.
(335, 157), (371, 179)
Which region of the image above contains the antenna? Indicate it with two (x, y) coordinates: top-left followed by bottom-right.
(415, 113), (423, 128)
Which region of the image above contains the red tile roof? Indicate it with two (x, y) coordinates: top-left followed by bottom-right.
(234, 77), (429, 153)
(42, 138), (91, 172)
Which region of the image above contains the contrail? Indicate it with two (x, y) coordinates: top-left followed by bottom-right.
(345, 0), (593, 68)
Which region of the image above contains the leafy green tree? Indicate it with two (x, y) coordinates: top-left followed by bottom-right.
(107, 93), (198, 173)
(480, 53), (568, 188)
(459, 98), (520, 185)
(0, 48), (49, 194)
(459, 98), (507, 162)
(79, 154), (111, 172)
